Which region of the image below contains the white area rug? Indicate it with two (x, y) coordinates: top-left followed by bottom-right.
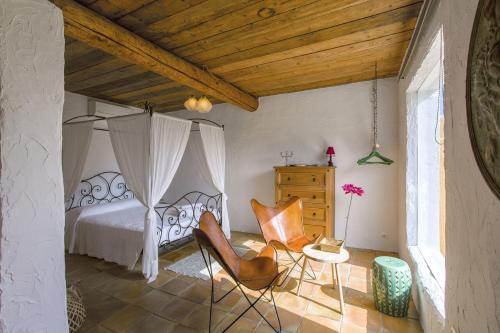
(165, 247), (248, 280)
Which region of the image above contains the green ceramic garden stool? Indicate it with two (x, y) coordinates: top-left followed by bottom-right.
(372, 256), (412, 317)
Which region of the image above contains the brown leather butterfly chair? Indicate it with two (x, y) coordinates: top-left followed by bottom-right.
(193, 212), (287, 333)
(251, 196), (322, 283)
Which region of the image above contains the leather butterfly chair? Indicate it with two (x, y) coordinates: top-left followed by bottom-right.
(251, 196), (322, 284)
(193, 212), (287, 333)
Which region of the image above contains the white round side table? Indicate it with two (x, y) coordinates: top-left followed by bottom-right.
(297, 245), (350, 314)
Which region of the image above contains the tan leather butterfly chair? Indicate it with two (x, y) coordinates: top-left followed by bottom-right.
(251, 196), (322, 283)
(193, 212), (287, 333)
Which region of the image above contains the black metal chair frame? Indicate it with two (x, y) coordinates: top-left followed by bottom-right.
(277, 247), (316, 287)
(198, 245), (286, 332)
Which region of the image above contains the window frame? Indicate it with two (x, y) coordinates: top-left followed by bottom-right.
(405, 28), (446, 316)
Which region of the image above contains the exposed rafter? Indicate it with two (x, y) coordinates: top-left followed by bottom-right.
(52, 0), (258, 112)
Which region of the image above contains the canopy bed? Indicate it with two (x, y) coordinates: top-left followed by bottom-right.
(62, 111), (228, 282)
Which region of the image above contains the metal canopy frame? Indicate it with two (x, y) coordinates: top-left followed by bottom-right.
(63, 113), (224, 132)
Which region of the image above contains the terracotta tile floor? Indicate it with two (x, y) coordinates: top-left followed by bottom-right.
(66, 232), (422, 333)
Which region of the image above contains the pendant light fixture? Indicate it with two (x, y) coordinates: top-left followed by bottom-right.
(196, 96), (212, 113)
(185, 65), (214, 113)
(184, 96), (198, 111)
(184, 95), (212, 113)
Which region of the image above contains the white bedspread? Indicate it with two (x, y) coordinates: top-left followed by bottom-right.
(66, 199), (146, 269)
(65, 199), (201, 269)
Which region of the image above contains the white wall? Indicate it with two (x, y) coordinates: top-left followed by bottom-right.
(165, 131), (219, 199)
(398, 0), (500, 332)
(444, 0), (500, 331)
(0, 1), (68, 331)
(64, 91), (120, 178)
(81, 130), (120, 179)
(63, 93), (219, 201)
(65, 82), (400, 252)
(171, 78), (400, 252)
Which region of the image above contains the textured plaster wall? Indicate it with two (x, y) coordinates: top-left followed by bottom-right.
(171, 79), (400, 252)
(64, 81), (400, 251)
(0, 1), (68, 331)
(398, 0), (500, 332)
(64, 91), (120, 178)
(444, 0), (500, 331)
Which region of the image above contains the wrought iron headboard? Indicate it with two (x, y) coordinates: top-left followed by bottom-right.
(65, 171), (223, 250)
(155, 191), (222, 248)
(65, 171), (134, 211)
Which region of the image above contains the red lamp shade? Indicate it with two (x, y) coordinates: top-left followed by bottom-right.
(326, 146), (335, 155)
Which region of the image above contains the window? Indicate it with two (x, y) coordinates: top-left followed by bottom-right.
(406, 29), (445, 291)
(416, 56), (445, 288)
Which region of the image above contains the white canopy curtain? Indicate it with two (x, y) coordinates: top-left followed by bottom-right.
(199, 123), (230, 238)
(108, 113), (192, 281)
(62, 122), (93, 201)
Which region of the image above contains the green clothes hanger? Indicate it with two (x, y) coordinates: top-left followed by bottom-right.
(357, 63), (394, 166)
(357, 145), (394, 165)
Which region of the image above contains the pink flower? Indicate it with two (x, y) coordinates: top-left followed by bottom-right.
(342, 183), (364, 196)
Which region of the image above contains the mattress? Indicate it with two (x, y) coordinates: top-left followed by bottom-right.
(65, 199), (202, 269)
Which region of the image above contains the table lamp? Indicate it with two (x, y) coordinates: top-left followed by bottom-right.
(326, 146), (335, 166)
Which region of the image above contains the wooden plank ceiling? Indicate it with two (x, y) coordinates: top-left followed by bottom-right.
(64, 0), (422, 113)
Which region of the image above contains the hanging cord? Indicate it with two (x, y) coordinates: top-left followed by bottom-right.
(372, 63), (379, 149)
(434, 31), (444, 145)
(144, 101), (154, 116)
(201, 64), (217, 81)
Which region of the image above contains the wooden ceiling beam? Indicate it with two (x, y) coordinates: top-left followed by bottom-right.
(81, 71), (169, 98)
(133, 0), (256, 42)
(222, 32), (412, 83)
(75, 70), (160, 96)
(65, 39), (95, 59)
(109, 81), (181, 102)
(156, 0), (320, 50)
(128, 87), (201, 106)
(209, 4), (420, 74)
(253, 71), (399, 97)
(114, 0), (206, 34)
(67, 65), (147, 91)
(249, 60), (402, 96)
(65, 57), (131, 84)
(54, 0), (258, 111)
(249, 58), (402, 91)
(65, 48), (113, 74)
(94, 75), (170, 99)
(85, 0), (157, 20)
(173, 0), (420, 62)
(119, 88), (186, 106)
(238, 51), (406, 91)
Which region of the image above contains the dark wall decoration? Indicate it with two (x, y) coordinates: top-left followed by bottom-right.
(467, 0), (500, 199)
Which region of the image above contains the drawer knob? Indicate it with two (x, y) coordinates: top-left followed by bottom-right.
(287, 194), (291, 197)
(312, 212), (316, 216)
(312, 195), (317, 199)
(287, 177), (291, 181)
(313, 233), (317, 238)
(312, 177), (316, 182)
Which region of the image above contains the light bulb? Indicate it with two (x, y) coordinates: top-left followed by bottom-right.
(184, 96), (198, 111)
(196, 96), (212, 113)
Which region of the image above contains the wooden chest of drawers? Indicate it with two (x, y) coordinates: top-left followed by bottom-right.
(274, 166), (335, 239)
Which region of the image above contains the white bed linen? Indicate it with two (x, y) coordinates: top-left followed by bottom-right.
(65, 200), (199, 269)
